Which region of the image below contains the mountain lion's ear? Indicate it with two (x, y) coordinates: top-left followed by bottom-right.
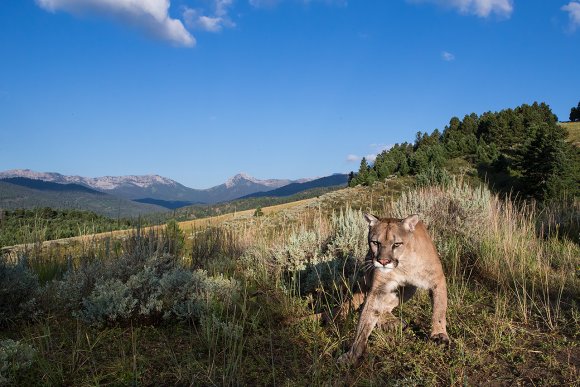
(364, 213), (379, 227)
(402, 214), (420, 232)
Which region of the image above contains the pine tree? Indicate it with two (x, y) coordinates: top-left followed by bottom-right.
(570, 101), (580, 122)
(351, 157), (370, 186)
(165, 219), (185, 256)
(519, 123), (573, 200)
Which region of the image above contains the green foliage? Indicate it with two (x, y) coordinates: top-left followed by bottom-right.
(348, 157), (371, 186)
(274, 207), (369, 298)
(328, 208), (368, 259)
(415, 165), (453, 188)
(570, 101), (580, 122)
(78, 278), (137, 326)
(518, 123), (579, 200)
(174, 185), (341, 222)
(50, 247), (241, 327)
(0, 208), (135, 248)
(0, 339), (36, 385)
(0, 257), (39, 325)
(165, 219), (185, 256)
(348, 102), (580, 202)
(253, 206), (263, 217)
(0, 184), (577, 385)
(273, 228), (320, 272)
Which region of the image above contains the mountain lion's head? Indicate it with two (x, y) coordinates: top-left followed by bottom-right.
(364, 213), (420, 272)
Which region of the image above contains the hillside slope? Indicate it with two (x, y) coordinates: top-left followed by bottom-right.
(0, 178), (167, 218)
(561, 121), (580, 147)
(240, 174), (348, 199)
(1, 179), (577, 385)
(0, 170), (313, 204)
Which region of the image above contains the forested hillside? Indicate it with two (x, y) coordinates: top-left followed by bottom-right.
(349, 102), (580, 201)
(0, 208), (138, 248)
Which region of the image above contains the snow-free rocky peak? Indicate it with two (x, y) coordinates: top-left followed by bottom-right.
(0, 169), (178, 190)
(224, 173), (291, 189)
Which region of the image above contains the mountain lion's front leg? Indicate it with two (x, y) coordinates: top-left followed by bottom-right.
(429, 282), (449, 344)
(337, 286), (399, 365)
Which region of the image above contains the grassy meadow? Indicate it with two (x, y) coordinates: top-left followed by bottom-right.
(1, 177), (578, 385)
(562, 121), (580, 147)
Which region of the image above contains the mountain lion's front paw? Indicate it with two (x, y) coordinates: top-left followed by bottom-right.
(430, 332), (449, 345)
(337, 351), (356, 366)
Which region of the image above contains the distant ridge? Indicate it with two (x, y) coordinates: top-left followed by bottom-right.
(0, 177), (104, 195)
(0, 169), (315, 204)
(0, 178), (167, 218)
(0, 169), (349, 211)
(133, 198), (198, 210)
(240, 174), (348, 199)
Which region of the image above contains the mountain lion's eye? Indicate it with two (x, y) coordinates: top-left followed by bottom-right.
(393, 242), (403, 248)
(371, 241), (380, 247)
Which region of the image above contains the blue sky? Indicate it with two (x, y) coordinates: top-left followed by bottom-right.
(1, 0), (579, 188)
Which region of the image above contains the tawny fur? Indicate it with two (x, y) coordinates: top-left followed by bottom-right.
(337, 213), (449, 365)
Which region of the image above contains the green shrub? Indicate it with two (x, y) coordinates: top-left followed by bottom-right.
(272, 207), (368, 300)
(414, 166), (453, 188)
(157, 268), (240, 322)
(390, 179), (579, 328)
(0, 257), (39, 325)
(328, 207), (368, 259)
(71, 250), (241, 326)
(0, 339), (36, 385)
(273, 228), (321, 272)
(77, 278), (137, 326)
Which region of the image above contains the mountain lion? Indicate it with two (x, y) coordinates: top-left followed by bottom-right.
(337, 213), (449, 365)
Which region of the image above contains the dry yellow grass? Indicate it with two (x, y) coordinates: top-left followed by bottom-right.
(0, 197), (318, 253)
(560, 121), (580, 147)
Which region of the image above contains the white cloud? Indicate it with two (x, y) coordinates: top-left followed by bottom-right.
(562, 1), (580, 31)
(347, 144), (392, 164)
(250, 0), (347, 8)
(441, 51), (455, 61)
(36, 0), (195, 47)
(365, 154), (377, 163)
(182, 1), (235, 33)
(249, 0), (280, 7)
(198, 16), (223, 31)
(409, 0), (514, 18)
(370, 143), (393, 153)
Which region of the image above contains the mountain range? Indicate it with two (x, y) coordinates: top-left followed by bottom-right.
(0, 169), (348, 215)
(0, 177), (166, 218)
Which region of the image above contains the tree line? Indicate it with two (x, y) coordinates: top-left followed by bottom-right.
(349, 102), (580, 201)
(570, 101), (580, 122)
(0, 208), (137, 248)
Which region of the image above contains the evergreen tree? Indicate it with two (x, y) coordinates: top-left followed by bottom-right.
(570, 101), (580, 122)
(519, 123), (573, 200)
(165, 219), (185, 256)
(350, 157), (370, 186)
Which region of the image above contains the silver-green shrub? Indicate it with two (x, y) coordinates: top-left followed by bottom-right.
(52, 260), (103, 313)
(273, 228), (321, 272)
(273, 207), (369, 298)
(77, 278), (137, 326)
(0, 257), (39, 325)
(414, 165), (453, 188)
(126, 265), (163, 317)
(72, 252), (241, 326)
(0, 339), (36, 386)
(161, 269), (240, 321)
(392, 180), (492, 239)
(328, 207), (368, 259)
